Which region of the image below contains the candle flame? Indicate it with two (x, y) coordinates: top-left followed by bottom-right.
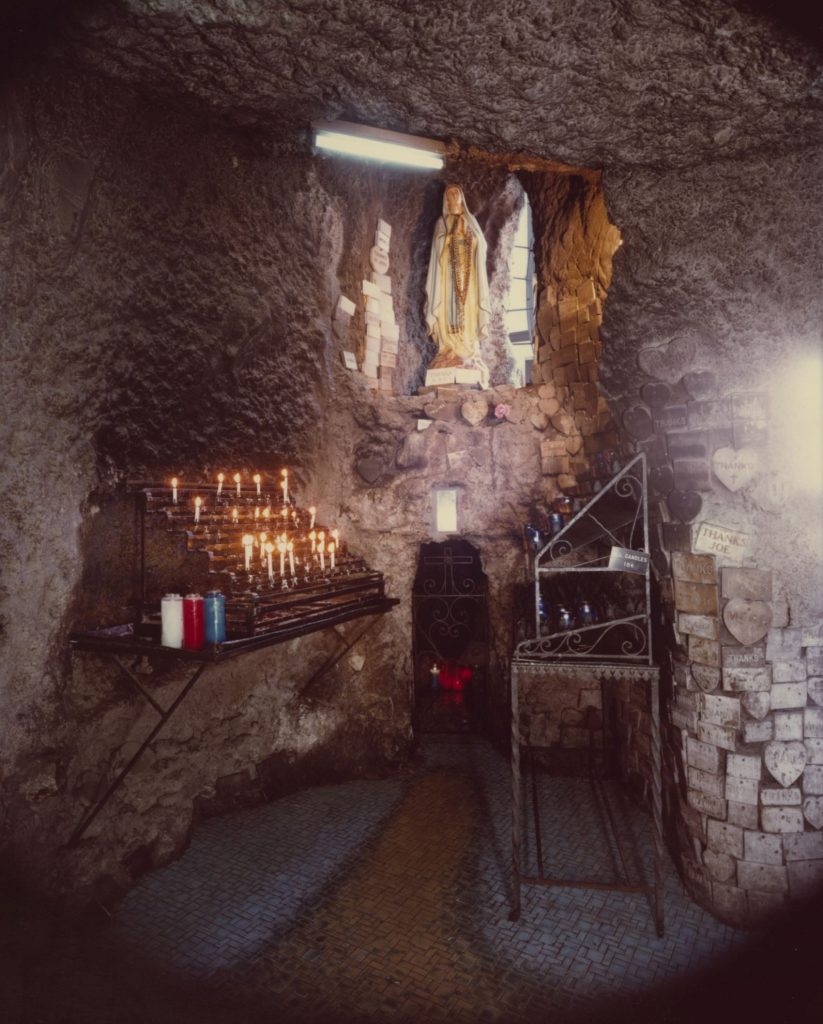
(328, 541), (335, 553)
(287, 541), (294, 552)
(232, 507), (239, 520)
(265, 541), (275, 554)
(260, 532), (267, 544)
(281, 468), (288, 478)
(195, 496), (202, 507)
(242, 534), (254, 546)
(217, 473), (224, 482)
(171, 477), (178, 487)
(263, 507), (270, 519)
(233, 473), (241, 483)
(253, 473), (261, 484)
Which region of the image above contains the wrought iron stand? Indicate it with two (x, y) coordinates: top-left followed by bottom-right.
(509, 659), (664, 936)
(68, 601), (396, 847)
(510, 453), (664, 935)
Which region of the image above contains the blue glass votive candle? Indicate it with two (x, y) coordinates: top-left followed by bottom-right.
(204, 591), (227, 644)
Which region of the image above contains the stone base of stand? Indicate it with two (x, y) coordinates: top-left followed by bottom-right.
(424, 366), (483, 388)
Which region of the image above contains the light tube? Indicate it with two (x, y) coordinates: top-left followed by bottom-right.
(314, 128), (444, 170)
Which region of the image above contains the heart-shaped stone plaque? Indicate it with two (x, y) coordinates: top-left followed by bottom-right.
(668, 490), (702, 523)
(650, 465), (675, 497)
(808, 677), (823, 707)
(712, 447), (759, 492)
(703, 848), (735, 882)
(803, 796), (823, 829)
(764, 741), (807, 788)
(641, 382), (672, 410)
(742, 692), (771, 720)
(723, 599), (773, 646)
(623, 406), (654, 440)
(683, 370), (716, 401)
(638, 335), (697, 383)
(355, 457), (384, 485)
(692, 664), (720, 693)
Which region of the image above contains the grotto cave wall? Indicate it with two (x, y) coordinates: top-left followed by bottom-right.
(0, 61), (620, 904)
(598, 151), (823, 926)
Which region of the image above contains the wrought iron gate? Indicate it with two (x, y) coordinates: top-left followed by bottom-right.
(412, 540), (488, 687)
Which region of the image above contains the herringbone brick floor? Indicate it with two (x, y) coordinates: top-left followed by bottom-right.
(115, 736), (746, 1022)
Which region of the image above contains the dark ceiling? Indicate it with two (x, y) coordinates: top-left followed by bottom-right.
(3, 0), (823, 170)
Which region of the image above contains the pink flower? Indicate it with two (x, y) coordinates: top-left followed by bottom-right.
(494, 403), (511, 420)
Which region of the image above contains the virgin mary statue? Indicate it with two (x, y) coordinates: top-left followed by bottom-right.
(424, 184), (491, 387)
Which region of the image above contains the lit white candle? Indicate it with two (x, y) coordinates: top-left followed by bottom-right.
(265, 541), (274, 582)
(331, 528), (339, 546)
(309, 506), (316, 530)
(259, 532), (268, 565)
(263, 506), (270, 521)
(232, 506), (239, 524)
(194, 496), (202, 523)
(318, 541), (325, 572)
(318, 530), (325, 553)
(254, 506), (260, 521)
(309, 530), (316, 553)
(329, 541), (335, 571)
(242, 533), (254, 571)
(287, 541), (295, 576)
(278, 539), (286, 576)
(281, 468), (289, 503)
(253, 473), (261, 496)
(281, 506), (288, 521)
(171, 477), (178, 504)
(216, 472), (224, 497)
(234, 472), (241, 497)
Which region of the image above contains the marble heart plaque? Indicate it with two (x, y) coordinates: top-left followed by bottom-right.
(808, 677), (823, 707)
(692, 663), (720, 692)
(650, 465), (675, 496)
(668, 489), (702, 523)
(641, 382), (671, 410)
(683, 370), (716, 401)
(623, 406), (654, 440)
(638, 335), (697, 383)
(803, 796), (823, 829)
(764, 741), (807, 788)
(355, 457), (384, 484)
(723, 599), (772, 646)
(712, 447), (759, 492)
(742, 691), (770, 720)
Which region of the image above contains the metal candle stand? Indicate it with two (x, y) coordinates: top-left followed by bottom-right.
(510, 454), (665, 936)
(68, 481), (398, 847)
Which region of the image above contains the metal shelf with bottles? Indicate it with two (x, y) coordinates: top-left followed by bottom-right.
(518, 453), (652, 664)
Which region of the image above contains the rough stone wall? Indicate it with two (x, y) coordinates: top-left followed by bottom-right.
(599, 152), (823, 926)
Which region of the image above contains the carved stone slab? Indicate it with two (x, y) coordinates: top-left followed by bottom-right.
(722, 644), (766, 668)
(742, 691), (770, 720)
(668, 489), (702, 522)
(808, 678), (823, 707)
(702, 692), (741, 728)
(723, 599), (773, 646)
(682, 370), (716, 400)
(764, 741), (807, 788)
(694, 522), (751, 564)
(672, 551), (716, 584)
(712, 447), (759, 492)
(689, 636), (721, 667)
(688, 400), (730, 430)
(668, 430), (709, 461)
(721, 568), (772, 602)
(761, 787), (802, 806)
(678, 613), (719, 640)
(803, 796), (823, 829)
(649, 465), (675, 496)
(638, 334), (697, 383)
(656, 405), (688, 431)
(622, 406), (654, 439)
(674, 458), (712, 492)
(674, 580), (718, 615)
(641, 382), (671, 409)
(723, 664), (772, 692)
(662, 522), (692, 552)
(692, 663), (721, 692)
(369, 245), (389, 274)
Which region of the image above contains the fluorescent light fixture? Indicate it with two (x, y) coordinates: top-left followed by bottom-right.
(313, 119), (445, 171)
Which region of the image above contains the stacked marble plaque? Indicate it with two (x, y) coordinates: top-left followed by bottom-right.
(361, 218), (397, 392)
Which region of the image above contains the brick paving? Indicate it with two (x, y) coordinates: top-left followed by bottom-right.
(115, 736), (748, 1022)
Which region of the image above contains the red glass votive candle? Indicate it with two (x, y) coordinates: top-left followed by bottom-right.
(183, 593), (205, 650)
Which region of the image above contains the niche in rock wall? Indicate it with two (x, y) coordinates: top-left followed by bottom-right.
(326, 149), (622, 399)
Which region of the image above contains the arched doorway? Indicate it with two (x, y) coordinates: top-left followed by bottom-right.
(412, 540), (489, 734)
